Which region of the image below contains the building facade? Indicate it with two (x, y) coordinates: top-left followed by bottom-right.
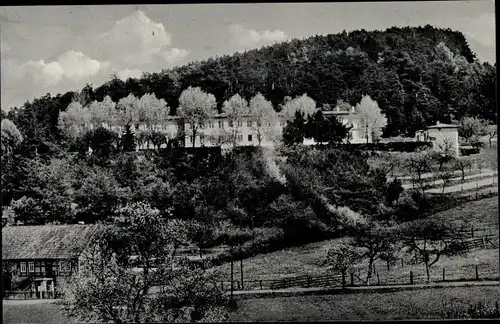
(415, 122), (459, 156)
(79, 104), (374, 151)
(2, 224), (104, 299)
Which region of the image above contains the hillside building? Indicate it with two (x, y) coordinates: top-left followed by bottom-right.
(2, 224), (105, 299)
(415, 121), (459, 156)
(79, 104), (375, 151)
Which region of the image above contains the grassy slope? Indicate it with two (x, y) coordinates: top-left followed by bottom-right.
(230, 285), (500, 321)
(215, 197), (499, 283)
(2, 301), (71, 324)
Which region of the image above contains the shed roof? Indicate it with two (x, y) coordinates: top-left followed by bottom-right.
(2, 224), (105, 260)
(427, 123), (458, 129)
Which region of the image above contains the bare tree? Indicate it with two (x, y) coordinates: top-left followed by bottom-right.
(486, 123), (497, 148)
(436, 164), (455, 197)
(401, 216), (468, 283)
(352, 221), (399, 284)
(323, 242), (366, 287)
(178, 87), (217, 148)
(405, 149), (434, 199)
(356, 95), (387, 143)
(454, 156), (473, 182)
(458, 116), (488, 150)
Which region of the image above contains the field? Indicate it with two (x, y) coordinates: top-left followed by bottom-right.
(432, 196), (499, 227)
(2, 300), (71, 324)
(214, 197), (499, 284)
(229, 285), (500, 321)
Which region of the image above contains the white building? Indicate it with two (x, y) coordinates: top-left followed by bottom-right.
(415, 122), (459, 156)
(81, 104), (372, 151)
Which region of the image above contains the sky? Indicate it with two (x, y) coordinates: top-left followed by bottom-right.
(0, 1), (496, 111)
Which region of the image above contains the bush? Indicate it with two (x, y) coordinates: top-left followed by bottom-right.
(347, 141), (432, 152)
(460, 147), (481, 156)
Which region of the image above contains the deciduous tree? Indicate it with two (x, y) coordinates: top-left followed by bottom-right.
(248, 93), (279, 146)
(178, 87), (217, 148)
(60, 202), (228, 323)
(356, 95), (387, 143)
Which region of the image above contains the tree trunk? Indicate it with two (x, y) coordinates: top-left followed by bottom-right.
(366, 256), (375, 284)
(425, 262), (431, 283)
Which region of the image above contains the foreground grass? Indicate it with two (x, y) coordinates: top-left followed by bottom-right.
(215, 197), (499, 284)
(2, 300), (71, 324)
(230, 285), (500, 321)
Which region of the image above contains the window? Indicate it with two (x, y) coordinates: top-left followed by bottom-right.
(28, 262), (34, 273)
(237, 121), (243, 127)
(34, 261), (45, 273)
(186, 136), (191, 143)
(20, 262), (26, 273)
(59, 260), (71, 273)
(229, 121), (234, 127)
(200, 135), (205, 145)
(209, 122), (214, 128)
(247, 120), (253, 127)
(218, 121), (223, 128)
(199, 123), (204, 129)
(348, 132), (353, 140)
(248, 134), (253, 142)
(237, 134), (243, 142)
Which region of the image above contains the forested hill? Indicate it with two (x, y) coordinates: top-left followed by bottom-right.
(3, 25), (496, 148)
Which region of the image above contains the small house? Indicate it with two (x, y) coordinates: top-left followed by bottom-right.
(2, 224), (104, 299)
(415, 122), (459, 156)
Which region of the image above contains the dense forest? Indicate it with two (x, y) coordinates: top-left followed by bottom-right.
(3, 25), (497, 156)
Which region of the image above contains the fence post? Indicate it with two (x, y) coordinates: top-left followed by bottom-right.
(236, 280), (240, 290)
(471, 226), (474, 238)
(377, 273), (380, 286)
(387, 260), (390, 271)
(401, 259), (404, 267)
(342, 271), (346, 289)
(410, 271), (414, 285)
(482, 238), (485, 248)
(259, 280), (263, 290)
(307, 276), (311, 288)
(350, 272), (354, 286)
(475, 265), (479, 280)
(442, 268), (446, 281)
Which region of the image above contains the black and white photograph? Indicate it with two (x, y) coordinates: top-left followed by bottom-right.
(1, 1), (498, 322)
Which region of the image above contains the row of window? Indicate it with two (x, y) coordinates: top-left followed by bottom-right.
(187, 134), (254, 144)
(19, 261), (72, 274)
(199, 120), (283, 129)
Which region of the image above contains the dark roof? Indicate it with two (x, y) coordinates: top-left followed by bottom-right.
(2, 225), (106, 260)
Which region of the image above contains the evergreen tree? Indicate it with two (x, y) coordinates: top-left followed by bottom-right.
(283, 111), (306, 146)
(121, 125), (135, 152)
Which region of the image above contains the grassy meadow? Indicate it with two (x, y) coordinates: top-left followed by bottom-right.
(229, 285), (500, 321)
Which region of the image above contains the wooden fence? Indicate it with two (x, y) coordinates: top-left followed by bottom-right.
(219, 263), (499, 292)
(3, 290), (60, 300)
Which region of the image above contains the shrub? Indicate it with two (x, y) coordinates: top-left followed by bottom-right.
(347, 141), (432, 152)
